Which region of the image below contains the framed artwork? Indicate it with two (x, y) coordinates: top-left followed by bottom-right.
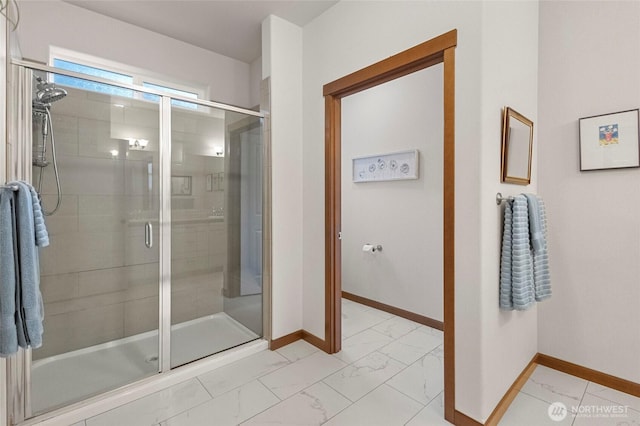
(171, 176), (192, 196)
(501, 107), (534, 185)
(352, 149), (419, 182)
(579, 109), (640, 171)
(206, 174), (213, 192)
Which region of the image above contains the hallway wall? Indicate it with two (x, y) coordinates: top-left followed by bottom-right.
(262, 16), (304, 339)
(537, 0), (640, 382)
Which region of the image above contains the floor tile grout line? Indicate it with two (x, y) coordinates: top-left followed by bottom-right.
(332, 341), (396, 366)
(243, 376), (354, 424)
(83, 376), (205, 423)
(583, 387), (640, 412)
(320, 380), (392, 421)
(519, 389), (569, 407)
(276, 341), (320, 363)
(582, 392), (640, 415)
(571, 381), (589, 426)
(257, 376), (285, 402)
(257, 352), (351, 401)
(195, 376), (216, 400)
(381, 342), (443, 367)
(336, 325), (441, 367)
(319, 389), (357, 425)
(195, 355), (292, 399)
(237, 381), (287, 424)
(322, 381), (429, 425)
(402, 391), (444, 426)
(382, 348), (444, 407)
(321, 378), (358, 404)
(154, 377), (219, 425)
(255, 342), (367, 409)
(520, 374), (588, 408)
(387, 379), (438, 408)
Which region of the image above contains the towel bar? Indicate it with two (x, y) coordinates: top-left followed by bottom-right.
(0, 184), (19, 191)
(496, 192), (515, 205)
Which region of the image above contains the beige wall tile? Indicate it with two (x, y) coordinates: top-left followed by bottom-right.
(35, 303), (124, 359)
(40, 273), (79, 303)
(44, 291), (127, 316)
(124, 295), (159, 337)
(171, 288), (199, 325)
(125, 263), (159, 300)
(78, 267), (127, 297)
(49, 113), (79, 157)
(196, 286), (223, 317)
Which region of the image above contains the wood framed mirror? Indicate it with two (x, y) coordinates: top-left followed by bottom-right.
(501, 106), (533, 185)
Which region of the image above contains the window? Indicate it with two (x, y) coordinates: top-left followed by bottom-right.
(53, 59), (134, 98)
(49, 49), (206, 110)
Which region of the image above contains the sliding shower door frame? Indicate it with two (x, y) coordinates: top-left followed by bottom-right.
(5, 65), (35, 426)
(159, 96), (172, 373)
(5, 59), (268, 426)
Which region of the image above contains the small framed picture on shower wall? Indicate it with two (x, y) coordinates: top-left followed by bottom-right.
(206, 174), (213, 192)
(579, 109), (640, 171)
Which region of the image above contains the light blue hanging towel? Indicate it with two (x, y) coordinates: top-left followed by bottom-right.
(10, 181), (45, 350)
(500, 194), (552, 310)
(27, 183), (49, 248)
(499, 197), (514, 309)
(0, 188), (19, 356)
(524, 194), (551, 301)
(509, 195), (535, 310)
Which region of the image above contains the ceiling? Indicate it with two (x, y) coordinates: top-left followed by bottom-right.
(64, 0), (338, 63)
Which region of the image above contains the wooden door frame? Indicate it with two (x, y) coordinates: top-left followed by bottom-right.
(323, 29), (457, 423)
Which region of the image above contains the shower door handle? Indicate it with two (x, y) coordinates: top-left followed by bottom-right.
(145, 222), (153, 248)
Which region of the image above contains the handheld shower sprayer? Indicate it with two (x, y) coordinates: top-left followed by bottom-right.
(32, 74), (67, 215)
(34, 76), (68, 105)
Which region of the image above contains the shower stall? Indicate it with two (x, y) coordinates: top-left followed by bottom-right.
(6, 61), (267, 423)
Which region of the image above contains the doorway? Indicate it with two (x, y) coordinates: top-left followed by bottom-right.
(323, 30), (456, 422)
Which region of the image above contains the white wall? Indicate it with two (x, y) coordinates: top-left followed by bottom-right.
(1, 14), (7, 426)
(16, 0), (252, 108)
(250, 56), (262, 109)
(262, 16), (304, 339)
(478, 1), (539, 419)
(301, 1), (540, 421)
(341, 65), (443, 321)
(538, 1), (640, 382)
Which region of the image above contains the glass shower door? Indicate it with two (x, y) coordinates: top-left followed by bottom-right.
(169, 103), (263, 367)
(30, 73), (161, 414)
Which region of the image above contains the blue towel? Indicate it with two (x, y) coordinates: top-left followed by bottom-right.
(0, 188), (19, 356)
(528, 195), (551, 301)
(510, 195), (535, 310)
(11, 181), (45, 349)
(499, 198), (514, 309)
(499, 194), (552, 310)
(524, 194), (545, 252)
(27, 183), (49, 248)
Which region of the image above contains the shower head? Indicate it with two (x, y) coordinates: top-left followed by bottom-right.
(34, 76), (67, 105)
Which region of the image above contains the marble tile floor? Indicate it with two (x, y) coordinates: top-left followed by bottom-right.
(70, 299), (639, 426)
(499, 365), (640, 426)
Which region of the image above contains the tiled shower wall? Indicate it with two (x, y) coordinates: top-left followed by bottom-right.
(35, 87), (227, 360)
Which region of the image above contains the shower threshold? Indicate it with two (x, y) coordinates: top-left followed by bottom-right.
(31, 312), (259, 415)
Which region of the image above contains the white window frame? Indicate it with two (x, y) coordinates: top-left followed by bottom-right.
(48, 46), (209, 102)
